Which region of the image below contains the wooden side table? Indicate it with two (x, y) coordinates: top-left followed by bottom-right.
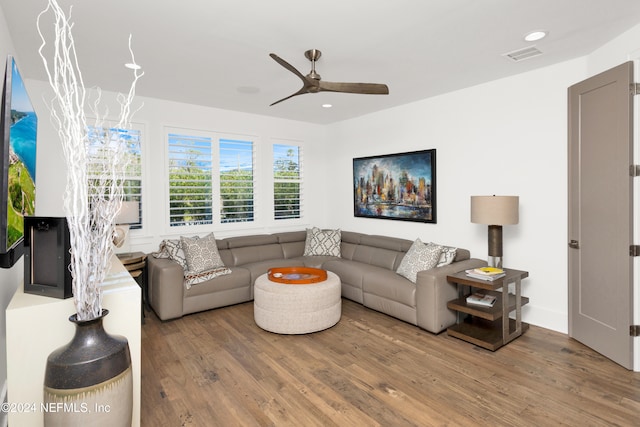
(117, 252), (147, 323)
(446, 268), (529, 351)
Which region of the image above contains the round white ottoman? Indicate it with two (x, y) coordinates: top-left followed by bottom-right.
(254, 271), (341, 334)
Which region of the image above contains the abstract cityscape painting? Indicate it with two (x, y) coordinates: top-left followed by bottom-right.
(353, 149), (436, 223)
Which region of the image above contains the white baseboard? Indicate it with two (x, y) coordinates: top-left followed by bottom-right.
(523, 304), (568, 334)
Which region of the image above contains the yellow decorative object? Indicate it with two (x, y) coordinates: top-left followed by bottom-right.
(474, 267), (505, 275)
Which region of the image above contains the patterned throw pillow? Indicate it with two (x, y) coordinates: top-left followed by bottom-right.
(152, 239), (188, 270)
(431, 243), (457, 267)
(303, 228), (314, 255)
(396, 238), (443, 283)
(180, 233), (225, 274)
(303, 227), (341, 256)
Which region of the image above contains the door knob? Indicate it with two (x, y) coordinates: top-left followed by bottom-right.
(569, 240), (580, 249)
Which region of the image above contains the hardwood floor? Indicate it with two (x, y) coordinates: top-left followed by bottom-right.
(141, 299), (640, 426)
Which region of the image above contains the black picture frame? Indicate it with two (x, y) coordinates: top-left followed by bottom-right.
(353, 149), (436, 223)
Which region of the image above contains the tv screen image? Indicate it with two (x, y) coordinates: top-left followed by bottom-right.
(0, 55), (37, 259)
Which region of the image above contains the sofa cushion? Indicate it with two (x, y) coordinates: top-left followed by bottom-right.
(362, 267), (417, 308)
(304, 227), (341, 256)
(396, 238), (442, 283)
(294, 255), (340, 269)
(340, 231), (364, 245)
(351, 244), (404, 271)
(184, 268), (251, 297)
(453, 248), (471, 262)
(274, 230), (307, 243)
(322, 258), (367, 303)
(275, 231), (308, 258)
(359, 234), (411, 252)
(181, 233), (226, 273)
(280, 241), (306, 259)
(230, 244), (285, 267)
(340, 241), (358, 260)
(226, 234), (279, 248)
(322, 259), (367, 290)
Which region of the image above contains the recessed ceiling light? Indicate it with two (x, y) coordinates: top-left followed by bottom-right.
(124, 63), (141, 70)
(524, 30), (548, 42)
(322, 103), (332, 108)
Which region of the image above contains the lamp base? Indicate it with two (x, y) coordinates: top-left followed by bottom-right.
(112, 224), (131, 255)
(487, 225), (504, 269)
(487, 256), (503, 269)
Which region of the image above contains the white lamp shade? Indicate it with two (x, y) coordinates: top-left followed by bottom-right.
(115, 201), (139, 225)
(470, 195), (519, 225)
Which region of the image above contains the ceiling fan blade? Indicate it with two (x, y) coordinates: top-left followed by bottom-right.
(318, 81), (389, 95)
(269, 87), (309, 106)
(269, 53), (307, 82)
(269, 53), (323, 106)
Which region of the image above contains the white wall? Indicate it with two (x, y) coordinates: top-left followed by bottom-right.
(324, 59), (586, 333)
(325, 20), (640, 337)
(0, 5), (22, 424)
(27, 79), (330, 253)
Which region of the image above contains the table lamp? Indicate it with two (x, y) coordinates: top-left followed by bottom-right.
(470, 195), (519, 268)
(113, 201), (139, 254)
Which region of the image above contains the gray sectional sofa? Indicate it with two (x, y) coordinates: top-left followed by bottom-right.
(147, 230), (485, 333)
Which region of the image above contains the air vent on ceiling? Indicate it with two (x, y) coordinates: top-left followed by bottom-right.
(503, 46), (543, 62)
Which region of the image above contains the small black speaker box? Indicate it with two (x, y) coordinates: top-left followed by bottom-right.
(24, 216), (72, 299)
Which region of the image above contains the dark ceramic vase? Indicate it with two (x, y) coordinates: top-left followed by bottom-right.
(43, 309), (133, 427)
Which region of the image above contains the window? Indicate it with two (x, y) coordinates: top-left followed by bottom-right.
(87, 126), (143, 229)
(273, 144), (301, 220)
(219, 139), (254, 223)
(167, 133), (213, 226)
(166, 130), (298, 228)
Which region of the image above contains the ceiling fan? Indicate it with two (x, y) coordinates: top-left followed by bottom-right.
(269, 49), (389, 106)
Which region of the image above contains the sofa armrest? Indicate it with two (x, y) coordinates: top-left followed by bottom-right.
(147, 256), (185, 321)
(415, 258), (487, 333)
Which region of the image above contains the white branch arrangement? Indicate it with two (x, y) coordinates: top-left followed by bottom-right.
(37, 0), (143, 321)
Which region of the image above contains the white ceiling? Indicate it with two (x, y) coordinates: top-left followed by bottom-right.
(3, 0), (640, 125)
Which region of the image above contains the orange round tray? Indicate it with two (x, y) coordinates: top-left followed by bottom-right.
(268, 267), (328, 285)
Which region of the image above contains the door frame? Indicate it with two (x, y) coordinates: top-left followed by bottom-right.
(632, 54), (640, 372)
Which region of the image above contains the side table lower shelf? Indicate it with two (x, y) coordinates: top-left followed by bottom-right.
(448, 318), (529, 351)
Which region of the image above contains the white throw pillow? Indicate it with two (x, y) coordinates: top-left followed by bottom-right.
(396, 238), (443, 283)
(431, 243), (457, 267)
(180, 233), (225, 274)
(303, 227), (341, 257)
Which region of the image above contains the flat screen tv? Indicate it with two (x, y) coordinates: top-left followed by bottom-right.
(0, 56), (37, 267)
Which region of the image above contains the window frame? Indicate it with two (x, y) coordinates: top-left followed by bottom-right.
(219, 137), (256, 224)
(167, 131), (214, 228)
(86, 121), (145, 231)
(164, 127), (261, 233)
(272, 141), (303, 221)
